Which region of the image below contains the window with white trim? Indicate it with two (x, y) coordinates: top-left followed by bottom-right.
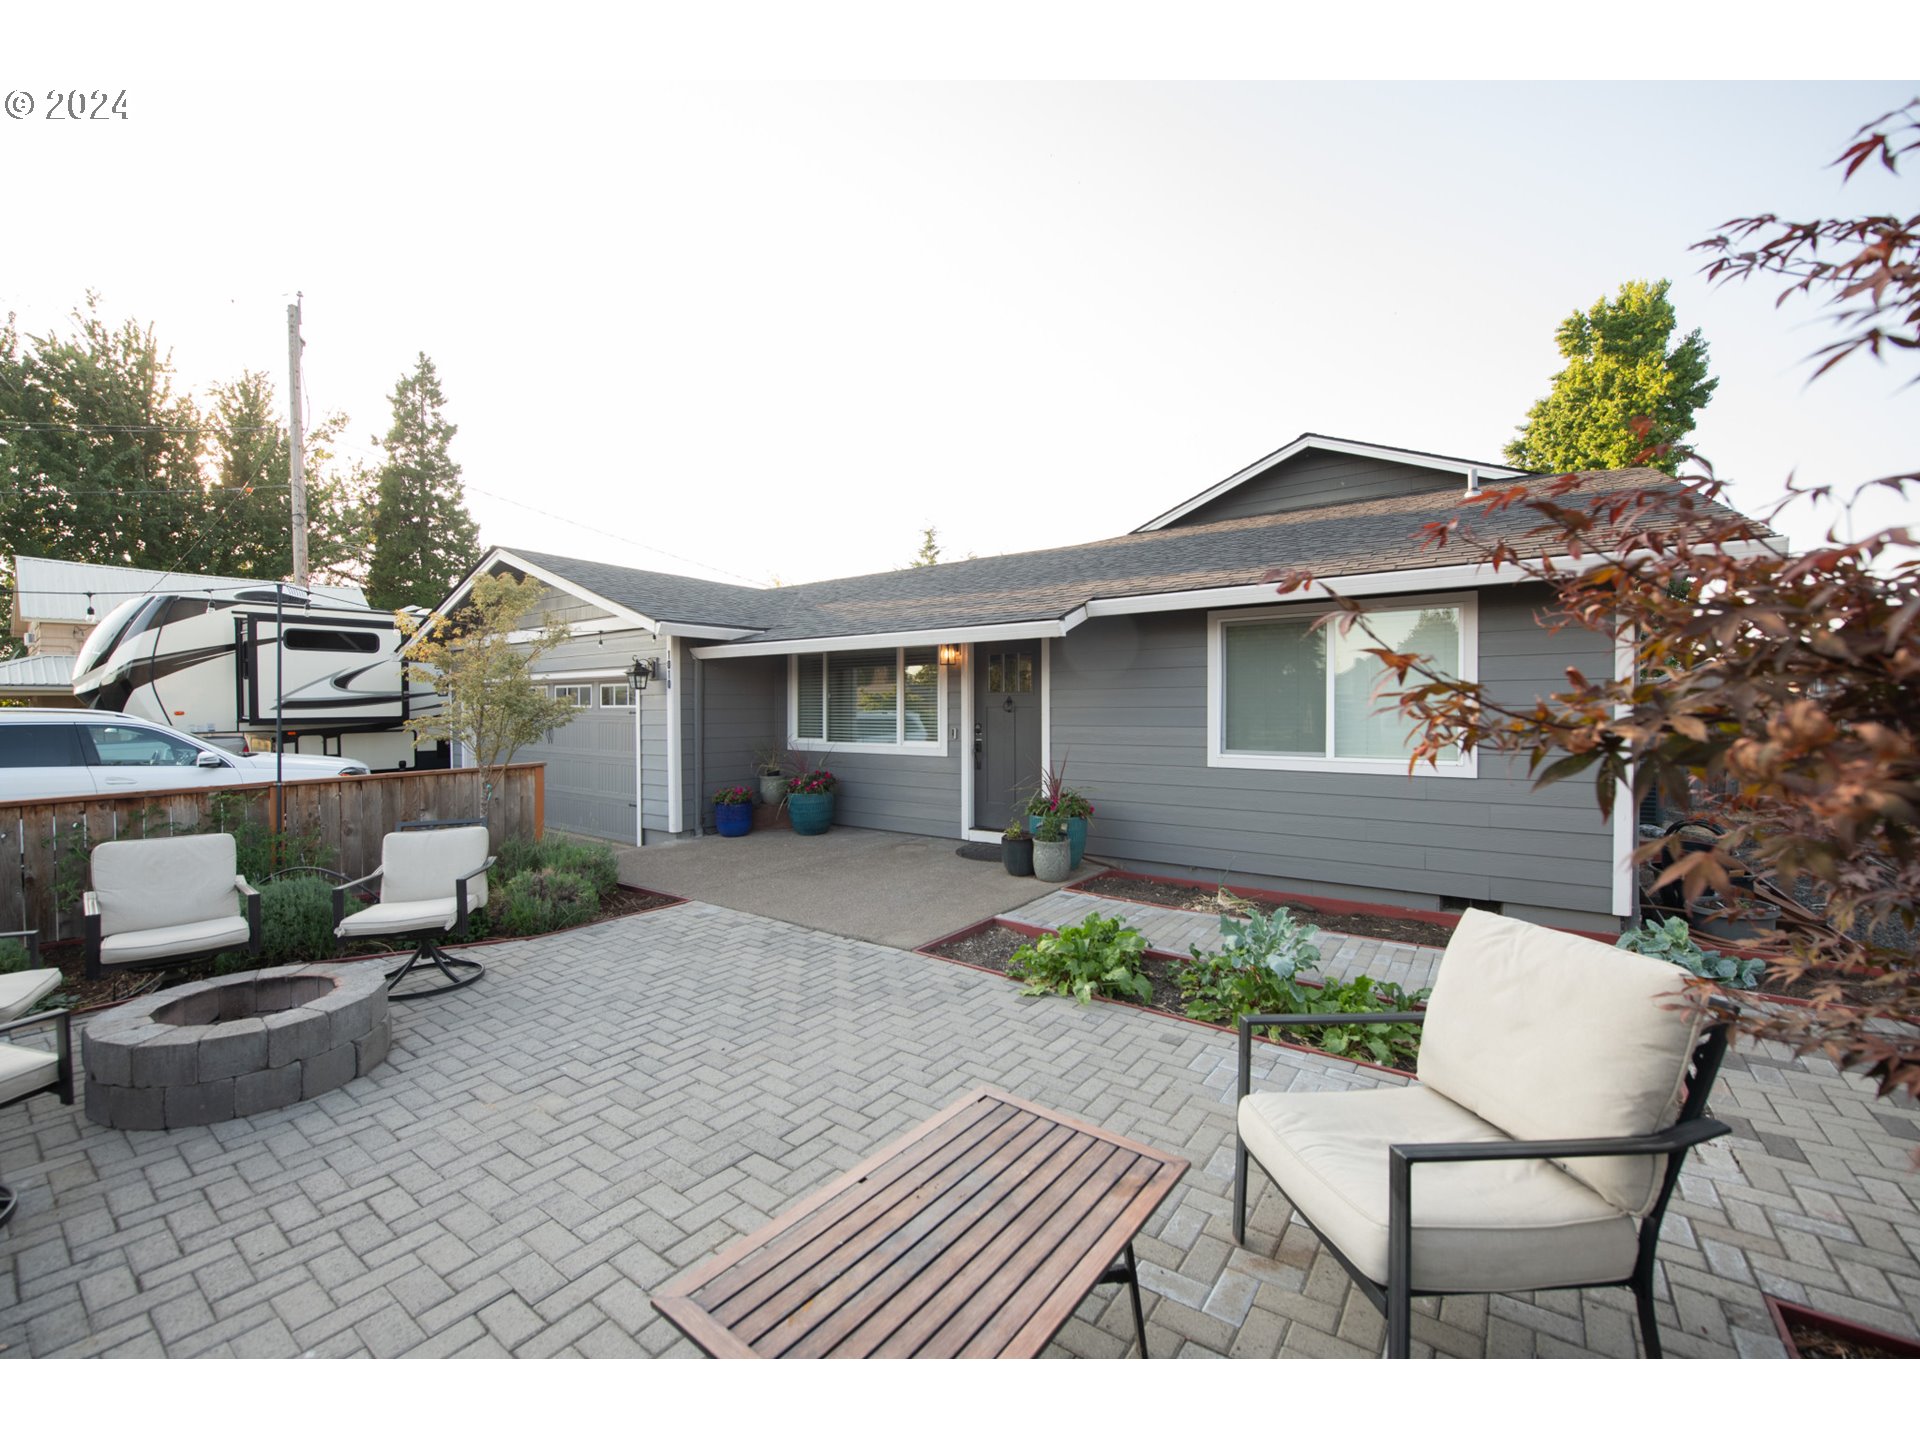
(599, 683), (632, 708)
(551, 684), (592, 707)
(1207, 597), (1476, 775)
(789, 647), (946, 752)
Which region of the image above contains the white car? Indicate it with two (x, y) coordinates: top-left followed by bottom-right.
(0, 709), (372, 804)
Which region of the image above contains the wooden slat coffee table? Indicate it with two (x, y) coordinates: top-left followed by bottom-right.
(651, 1086), (1189, 1358)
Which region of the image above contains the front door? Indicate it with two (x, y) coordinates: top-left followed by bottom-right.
(974, 642), (1042, 831)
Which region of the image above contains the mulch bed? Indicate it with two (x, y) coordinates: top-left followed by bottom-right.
(1785, 1319), (1911, 1359)
(1070, 873), (1456, 949)
(20, 883), (682, 1014)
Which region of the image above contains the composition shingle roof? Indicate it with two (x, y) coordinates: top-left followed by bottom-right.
(511, 468), (1757, 646)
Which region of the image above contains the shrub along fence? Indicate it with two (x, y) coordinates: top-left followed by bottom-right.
(0, 764), (545, 943)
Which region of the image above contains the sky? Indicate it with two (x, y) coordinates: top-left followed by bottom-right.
(4, 7), (1916, 596)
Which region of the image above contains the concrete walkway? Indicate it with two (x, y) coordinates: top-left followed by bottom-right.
(607, 825), (1084, 950)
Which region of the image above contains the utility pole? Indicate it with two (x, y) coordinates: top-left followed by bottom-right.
(287, 294), (309, 588)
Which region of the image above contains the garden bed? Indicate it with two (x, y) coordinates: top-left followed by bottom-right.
(1764, 1295), (1920, 1359)
(918, 918), (1417, 1077)
(1067, 871), (1458, 949)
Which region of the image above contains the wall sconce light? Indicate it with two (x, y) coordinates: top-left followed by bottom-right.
(628, 656), (659, 691)
(937, 644), (962, 667)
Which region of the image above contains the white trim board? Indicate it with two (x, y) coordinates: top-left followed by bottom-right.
(695, 616), (1080, 660)
(1612, 625), (1637, 920)
(958, 644), (975, 839)
(666, 638), (684, 834)
(1134, 434), (1524, 532)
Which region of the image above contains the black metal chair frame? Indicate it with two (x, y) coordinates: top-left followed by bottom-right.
(1232, 1003), (1734, 1359)
(333, 856), (495, 1001)
(0, 1005), (75, 1229)
(83, 880), (262, 980)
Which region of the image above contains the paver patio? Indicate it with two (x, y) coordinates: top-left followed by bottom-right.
(2, 901), (1916, 1358)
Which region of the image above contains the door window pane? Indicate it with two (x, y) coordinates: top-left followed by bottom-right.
(1222, 619), (1326, 755)
(1014, 654), (1034, 693)
(85, 723), (203, 767)
(988, 656), (1004, 693)
(0, 724), (80, 767)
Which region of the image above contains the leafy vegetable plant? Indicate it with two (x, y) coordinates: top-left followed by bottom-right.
(1178, 909), (1324, 1024)
(1616, 917), (1767, 990)
(1007, 913), (1151, 1006)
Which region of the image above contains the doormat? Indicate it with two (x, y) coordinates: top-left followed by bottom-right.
(955, 842), (1003, 863)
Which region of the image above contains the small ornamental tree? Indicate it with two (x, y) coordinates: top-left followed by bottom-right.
(398, 572), (576, 817)
(1279, 99), (1920, 1101)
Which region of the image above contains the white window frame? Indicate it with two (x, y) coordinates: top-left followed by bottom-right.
(787, 648), (949, 756)
(551, 683), (593, 708)
(599, 682), (633, 709)
(1206, 593), (1479, 777)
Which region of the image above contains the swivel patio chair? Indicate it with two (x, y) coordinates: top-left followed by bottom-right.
(83, 833), (261, 980)
(1, 930), (74, 1230)
(1232, 906), (1733, 1358)
(333, 826), (495, 1000)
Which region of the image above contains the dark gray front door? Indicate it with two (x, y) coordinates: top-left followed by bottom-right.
(975, 642), (1041, 830)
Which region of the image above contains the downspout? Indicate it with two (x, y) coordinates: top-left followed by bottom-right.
(693, 652), (705, 837)
(634, 654), (645, 848)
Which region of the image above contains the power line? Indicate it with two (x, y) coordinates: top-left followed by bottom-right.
(463, 483), (765, 588)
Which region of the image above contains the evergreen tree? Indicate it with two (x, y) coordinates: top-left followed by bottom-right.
(205, 370), (371, 586)
(1505, 279), (1717, 475)
(910, 525), (941, 567)
(364, 353), (480, 610)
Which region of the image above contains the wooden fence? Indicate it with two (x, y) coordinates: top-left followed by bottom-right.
(0, 764), (545, 943)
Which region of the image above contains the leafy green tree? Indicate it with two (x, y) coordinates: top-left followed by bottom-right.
(397, 572), (575, 816)
(0, 295), (211, 654)
(910, 526), (941, 567)
(365, 353), (480, 610)
(1505, 279), (1717, 475)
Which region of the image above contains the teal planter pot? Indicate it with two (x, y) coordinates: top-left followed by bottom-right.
(788, 792), (834, 836)
(1026, 814), (1087, 869)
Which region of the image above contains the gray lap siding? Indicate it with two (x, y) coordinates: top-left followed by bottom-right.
(1049, 587), (1618, 928)
(520, 629), (668, 844)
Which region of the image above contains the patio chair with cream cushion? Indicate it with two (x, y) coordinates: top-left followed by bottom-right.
(333, 826), (495, 1000)
(83, 833), (261, 980)
(1, 929), (74, 1229)
(1232, 907), (1733, 1358)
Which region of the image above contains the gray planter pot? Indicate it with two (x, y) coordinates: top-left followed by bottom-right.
(758, 773), (785, 806)
(1032, 838), (1073, 884)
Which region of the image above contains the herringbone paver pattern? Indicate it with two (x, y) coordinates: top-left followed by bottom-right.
(2, 902), (1916, 1358)
(1005, 891), (1446, 994)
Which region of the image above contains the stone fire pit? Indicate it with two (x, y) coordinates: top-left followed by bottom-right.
(82, 964), (391, 1130)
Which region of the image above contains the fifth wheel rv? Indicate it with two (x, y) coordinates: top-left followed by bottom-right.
(69, 584), (446, 772)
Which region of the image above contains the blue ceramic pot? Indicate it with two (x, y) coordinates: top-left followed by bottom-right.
(788, 791), (834, 836)
(714, 801), (753, 838)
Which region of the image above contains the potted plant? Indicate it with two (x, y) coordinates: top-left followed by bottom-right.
(1001, 818), (1034, 878)
(1024, 759), (1094, 869)
(751, 743), (786, 807)
(786, 766), (837, 836)
(712, 784), (755, 838)
(1031, 809), (1073, 883)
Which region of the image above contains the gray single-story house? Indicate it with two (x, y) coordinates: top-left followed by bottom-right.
(433, 434), (1734, 932)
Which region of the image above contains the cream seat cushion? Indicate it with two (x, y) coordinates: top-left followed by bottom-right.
(91, 833), (241, 935)
(0, 968), (62, 1023)
(98, 915), (251, 966)
(1239, 1084), (1639, 1294)
(336, 898), (459, 940)
(380, 829), (489, 908)
(0, 1041), (60, 1106)
(1417, 909), (1705, 1216)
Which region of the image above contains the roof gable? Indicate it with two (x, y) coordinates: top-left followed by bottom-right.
(1133, 434), (1523, 532)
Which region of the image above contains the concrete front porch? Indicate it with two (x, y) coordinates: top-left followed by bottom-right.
(606, 825), (1084, 950)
